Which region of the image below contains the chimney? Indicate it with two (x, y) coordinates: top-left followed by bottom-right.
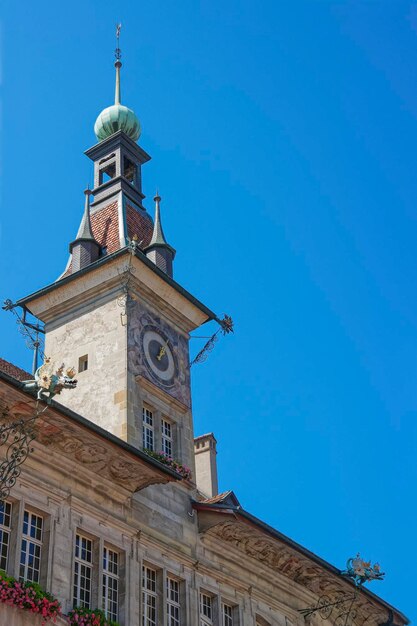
(194, 433), (218, 499)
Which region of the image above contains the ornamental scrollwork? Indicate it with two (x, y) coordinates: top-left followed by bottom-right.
(299, 555), (385, 626)
(0, 404), (46, 501)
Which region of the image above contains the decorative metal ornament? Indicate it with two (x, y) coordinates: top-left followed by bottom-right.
(2, 300), (45, 374)
(190, 314), (234, 367)
(342, 554), (385, 586)
(22, 357), (77, 403)
(0, 355), (78, 502)
(299, 555), (385, 626)
(0, 409), (40, 502)
(300, 590), (358, 626)
(117, 242), (138, 325)
(115, 22), (122, 61)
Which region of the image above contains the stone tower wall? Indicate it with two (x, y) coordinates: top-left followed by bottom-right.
(44, 292), (128, 440)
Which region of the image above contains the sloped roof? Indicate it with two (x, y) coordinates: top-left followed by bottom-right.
(200, 490), (241, 507)
(62, 200), (155, 279)
(0, 358), (31, 382)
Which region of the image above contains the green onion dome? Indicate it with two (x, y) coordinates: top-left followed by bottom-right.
(94, 103), (141, 142)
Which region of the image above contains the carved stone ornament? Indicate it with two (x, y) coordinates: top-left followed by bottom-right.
(34, 416), (171, 492)
(0, 389), (175, 496)
(207, 521), (389, 626)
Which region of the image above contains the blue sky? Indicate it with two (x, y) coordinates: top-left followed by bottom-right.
(1, 0), (416, 621)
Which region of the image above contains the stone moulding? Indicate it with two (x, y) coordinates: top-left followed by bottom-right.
(0, 375), (180, 497)
(0, 603), (67, 626)
(194, 505), (407, 626)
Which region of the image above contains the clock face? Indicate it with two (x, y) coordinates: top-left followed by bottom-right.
(142, 328), (176, 385)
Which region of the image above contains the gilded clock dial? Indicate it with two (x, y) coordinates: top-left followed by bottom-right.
(142, 329), (175, 383)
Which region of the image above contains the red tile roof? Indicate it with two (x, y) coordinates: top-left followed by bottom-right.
(0, 358), (31, 382)
(61, 199), (154, 278)
(199, 490), (241, 507)
(91, 201), (120, 253)
(200, 491), (232, 504)
(126, 203), (153, 247)
(89, 200), (153, 254)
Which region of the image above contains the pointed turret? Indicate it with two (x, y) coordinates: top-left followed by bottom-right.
(69, 189), (101, 272)
(145, 193), (176, 277)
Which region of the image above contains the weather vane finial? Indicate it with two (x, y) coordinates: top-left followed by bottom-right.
(115, 23), (122, 61)
(114, 23), (122, 105)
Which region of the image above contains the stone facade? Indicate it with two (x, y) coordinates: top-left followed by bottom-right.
(42, 252), (198, 469)
(45, 291), (128, 440)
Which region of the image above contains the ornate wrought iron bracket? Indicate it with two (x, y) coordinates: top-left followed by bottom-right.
(300, 590), (358, 626)
(2, 300), (45, 374)
(0, 402), (48, 502)
(0, 356), (78, 502)
(299, 555), (385, 626)
(190, 314), (234, 367)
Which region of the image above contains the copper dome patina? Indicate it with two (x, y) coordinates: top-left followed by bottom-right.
(94, 103), (141, 142)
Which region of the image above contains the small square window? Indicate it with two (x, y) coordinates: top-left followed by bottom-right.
(78, 355), (88, 373)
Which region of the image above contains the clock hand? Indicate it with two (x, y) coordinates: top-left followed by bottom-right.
(156, 345), (166, 361)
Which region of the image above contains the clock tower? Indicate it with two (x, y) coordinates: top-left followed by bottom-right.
(16, 42), (217, 475)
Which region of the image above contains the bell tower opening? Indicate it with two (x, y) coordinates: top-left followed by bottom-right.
(123, 156), (136, 184)
(98, 154), (116, 185)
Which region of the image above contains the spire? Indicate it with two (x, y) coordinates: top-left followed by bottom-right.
(69, 189), (101, 272)
(114, 23), (122, 105)
(149, 192), (169, 246)
(145, 193), (176, 278)
(73, 189), (96, 242)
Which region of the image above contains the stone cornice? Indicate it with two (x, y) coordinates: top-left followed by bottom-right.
(136, 375), (189, 414)
(17, 248), (215, 333)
